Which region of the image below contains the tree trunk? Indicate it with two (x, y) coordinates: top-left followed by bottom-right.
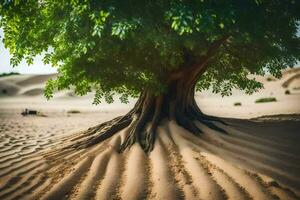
(66, 74), (227, 153)
(61, 37), (230, 153)
(120, 77), (199, 152)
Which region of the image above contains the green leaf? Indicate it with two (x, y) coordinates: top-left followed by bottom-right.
(219, 22), (224, 29)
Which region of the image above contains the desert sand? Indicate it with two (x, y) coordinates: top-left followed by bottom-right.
(0, 68), (300, 200)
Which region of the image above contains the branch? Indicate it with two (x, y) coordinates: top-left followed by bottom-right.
(207, 36), (230, 57)
(185, 35), (230, 85)
(166, 35), (229, 83)
(191, 35), (230, 74)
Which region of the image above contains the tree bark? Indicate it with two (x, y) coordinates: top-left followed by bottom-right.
(66, 72), (227, 153)
(67, 37), (230, 153)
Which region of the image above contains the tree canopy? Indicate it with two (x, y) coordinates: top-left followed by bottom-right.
(1, 0), (299, 103)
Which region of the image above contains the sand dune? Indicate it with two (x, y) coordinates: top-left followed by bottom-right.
(282, 73), (300, 89)
(1, 68), (300, 118)
(0, 68), (300, 199)
(16, 75), (56, 87)
(0, 74), (56, 97)
(1, 115), (299, 200)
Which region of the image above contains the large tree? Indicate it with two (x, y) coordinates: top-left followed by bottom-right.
(0, 0), (299, 152)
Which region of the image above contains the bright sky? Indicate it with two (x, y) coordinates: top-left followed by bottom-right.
(0, 29), (57, 74)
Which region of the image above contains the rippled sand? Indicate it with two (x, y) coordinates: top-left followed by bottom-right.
(0, 110), (299, 200)
(0, 68), (300, 199)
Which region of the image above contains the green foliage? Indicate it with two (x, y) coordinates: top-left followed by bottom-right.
(91, 10), (110, 37)
(111, 18), (141, 40)
(255, 97), (277, 103)
(0, 0), (299, 103)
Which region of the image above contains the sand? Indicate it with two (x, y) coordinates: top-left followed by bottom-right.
(1, 116), (299, 200)
(0, 68), (300, 199)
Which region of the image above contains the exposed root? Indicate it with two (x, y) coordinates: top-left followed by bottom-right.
(144, 95), (162, 152)
(189, 96), (229, 126)
(65, 114), (133, 150)
(120, 94), (161, 153)
(144, 129), (156, 153)
(56, 114), (229, 155)
(53, 90), (230, 153)
(86, 119), (131, 148)
(188, 106), (229, 134)
(62, 113), (228, 154)
(176, 114), (203, 135)
(120, 127), (137, 152)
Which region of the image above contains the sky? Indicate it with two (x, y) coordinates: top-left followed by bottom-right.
(0, 29), (57, 74)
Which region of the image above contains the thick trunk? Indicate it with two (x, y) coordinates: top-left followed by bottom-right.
(119, 78), (200, 152)
(63, 37), (231, 153)
(66, 75), (227, 153)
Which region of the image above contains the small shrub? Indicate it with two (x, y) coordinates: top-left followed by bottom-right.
(266, 77), (274, 81)
(285, 90), (290, 95)
(67, 109), (80, 114)
(234, 102), (242, 106)
(255, 97), (277, 103)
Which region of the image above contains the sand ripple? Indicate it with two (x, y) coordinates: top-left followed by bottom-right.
(0, 118), (300, 200)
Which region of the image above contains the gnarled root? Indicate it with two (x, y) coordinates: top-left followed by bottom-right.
(120, 94), (161, 153)
(60, 91), (229, 154)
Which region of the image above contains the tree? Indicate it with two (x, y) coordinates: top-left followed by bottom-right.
(0, 0), (299, 153)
